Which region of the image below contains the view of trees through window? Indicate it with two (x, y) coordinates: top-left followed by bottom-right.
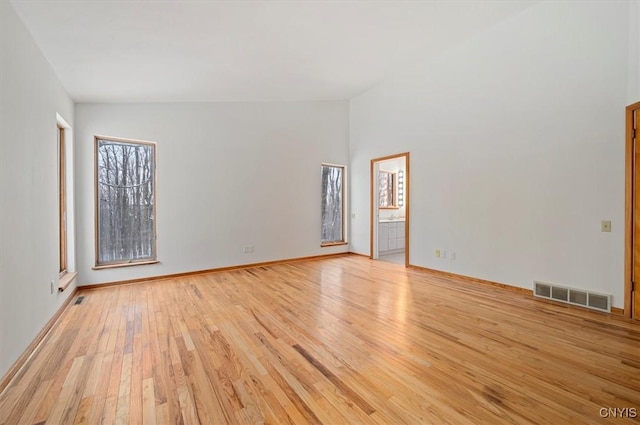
(58, 126), (67, 274)
(321, 164), (344, 244)
(96, 137), (156, 265)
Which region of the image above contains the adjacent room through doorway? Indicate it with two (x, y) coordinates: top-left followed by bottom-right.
(370, 152), (410, 267)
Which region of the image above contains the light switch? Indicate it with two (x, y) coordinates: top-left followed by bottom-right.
(601, 220), (611, 232)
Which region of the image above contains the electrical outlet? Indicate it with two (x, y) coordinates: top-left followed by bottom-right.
(50, 280), (54, 294)
(351, 212), (356, 219)
(601, 220), (611, 232)
(242, 245), (252, 254)
(442, 250), (447, 259)
(435, 249), (441, 258)
(451, 251), (456, 260)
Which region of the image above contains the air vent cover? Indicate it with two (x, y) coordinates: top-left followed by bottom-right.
(551, 286), (568, 302)
(534, 283), (550, 297)
(533, 281), (610, 313)
(588, 293), (609, 311)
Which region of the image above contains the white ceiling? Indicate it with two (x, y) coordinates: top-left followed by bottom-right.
(10, 0), (536, 103)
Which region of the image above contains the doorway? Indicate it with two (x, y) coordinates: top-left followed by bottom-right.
(370, 152), (410, 267)
(625, 101), (640, 319)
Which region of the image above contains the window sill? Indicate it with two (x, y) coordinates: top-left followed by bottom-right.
(93, 260), (160, 271)
(321, 242), (348, 247)
(58, 272), (77, 292)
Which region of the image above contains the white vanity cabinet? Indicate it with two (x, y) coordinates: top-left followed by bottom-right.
(379, 222), (389, 252)
(379, 220), (405, 253)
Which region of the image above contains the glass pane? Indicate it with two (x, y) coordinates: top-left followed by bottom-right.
(321, 165), (343, 243)
(97, 139), (155, 264)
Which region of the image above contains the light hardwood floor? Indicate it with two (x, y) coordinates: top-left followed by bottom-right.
(1, 255), (639, 424)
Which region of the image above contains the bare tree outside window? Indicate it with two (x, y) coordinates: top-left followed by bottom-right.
(58, 126), (67, 274)
(95, 136), (156, 266)
(321, 164), (345, 245)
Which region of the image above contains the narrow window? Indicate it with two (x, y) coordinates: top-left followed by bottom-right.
(95, 136), (157, 267)
(58, 126), (67, 274)
(321, 164), (346, 246)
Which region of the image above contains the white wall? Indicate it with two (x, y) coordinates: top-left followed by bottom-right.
(0, 3), (76, 378)
(350, 1), (630, 307)
(630, 0), (640, 103)
(75, 101), (349, 286)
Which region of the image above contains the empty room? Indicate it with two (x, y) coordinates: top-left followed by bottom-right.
(1, 0), (639, 424)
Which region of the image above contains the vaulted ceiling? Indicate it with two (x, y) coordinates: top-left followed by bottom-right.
(10, 0), (536, 103)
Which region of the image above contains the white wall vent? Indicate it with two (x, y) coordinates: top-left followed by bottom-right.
(533, 281), (611, 313)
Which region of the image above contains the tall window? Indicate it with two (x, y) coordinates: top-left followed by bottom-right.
(95, 136), (157, 267)
(58, 126), (67, 274)
(321, 164), (346, 245)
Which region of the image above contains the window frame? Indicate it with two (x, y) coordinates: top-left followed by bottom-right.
(320, 163), (347, 247)
(58, 125), (67, 275)
(94, 135), (158, 269)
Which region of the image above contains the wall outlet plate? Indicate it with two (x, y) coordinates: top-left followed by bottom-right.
(435, 249), (441, 258)
(601, 220), (611, 232)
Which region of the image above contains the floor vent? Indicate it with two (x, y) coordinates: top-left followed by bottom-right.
(74, 296), (85, 305)
(533, 281), (610, 313)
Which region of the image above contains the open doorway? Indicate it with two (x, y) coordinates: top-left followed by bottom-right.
(370, 152), (410, 266)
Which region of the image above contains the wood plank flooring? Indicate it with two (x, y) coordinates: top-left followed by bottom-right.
(1, 255), (639, 424)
